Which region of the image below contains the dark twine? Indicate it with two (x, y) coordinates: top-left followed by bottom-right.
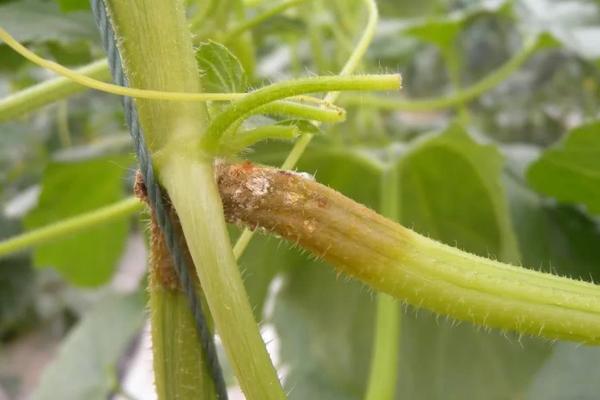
(89, 1), (228, 398)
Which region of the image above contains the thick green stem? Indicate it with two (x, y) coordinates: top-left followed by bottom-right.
(106, 1), (285, 399)
(217, 162), (600, 344)
(150, 289), (216, 399)
(142, 197), (217, 399)
(365, 165), (400, 400)
(160, 159), (286, 399)
(0, 59), (109, 121)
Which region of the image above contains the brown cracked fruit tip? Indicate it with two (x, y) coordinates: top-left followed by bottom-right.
(214, 161), (600, 344)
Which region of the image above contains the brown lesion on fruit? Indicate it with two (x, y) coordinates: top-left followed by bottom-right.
(215, 160), (327, 231)
(214, 160), (412, 283)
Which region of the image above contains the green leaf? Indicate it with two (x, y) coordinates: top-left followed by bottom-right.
(403, 1), (512, 52)
(0, 217), (34, 336)
(296, 149), (382, 210)
(253, 15), (306, 38)
(396, 311), (550, 400)
(0, 0), (97, 44)
(24, 156), (131, 286)
(391, 125), (550, 399)
(235, 229), (296, 320)
(505, 173), (600, 282)
(55, 0), (89, 12)
(0, 122), (47, 188)
(272, 262), (375, 400)
(527, 121), (600, 214)
(0, 256), (33, 335)
(46, 40), (93, 66)
(0, 45), (28, 72)
(30, 291), (146, 400)
(397, 124), (520, 262)
(526, 343), (600, 399)
(503, 143), (600, 282)
(196, 41), (249, 93)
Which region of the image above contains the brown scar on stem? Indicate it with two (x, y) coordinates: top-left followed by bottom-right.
(134, 171), (198, 291)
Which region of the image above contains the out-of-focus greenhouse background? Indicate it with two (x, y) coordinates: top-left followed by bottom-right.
(1, 0), (600, 399)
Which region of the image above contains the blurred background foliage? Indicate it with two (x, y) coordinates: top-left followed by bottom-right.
(1, 0), (600, 399)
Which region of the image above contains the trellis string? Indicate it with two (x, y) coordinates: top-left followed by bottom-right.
(89, 1), (228, 398)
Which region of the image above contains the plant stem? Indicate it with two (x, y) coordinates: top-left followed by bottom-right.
(344, 36), (538, 112)
(161, 159), (286, 400)
(0, 28), (348, 123)
(0, 27), (351, 114)
(106, 1), (285, 398)
(365, 295), (399, 399)
(0, 197), (141, 258)
(203, 74), (400, 151)
(281, 0), (379, 165)
(0, 58), (109, 122)
(224, 125), (299, 153)
(232, 0), (379, 257)
(150, 289), (217, 399)
(56, 101), (72, 147)
(441, 45), (470, 122)
(10, 158), (600, 346)
(0, 28), (242, 103)
(306, 0), (329, 72)
(365, 164), (400, 400)
(223, 0), (306, 42)
(255, 99), (346, 123)
(217, 162), (600, 344)
(144, 198), (217, 399)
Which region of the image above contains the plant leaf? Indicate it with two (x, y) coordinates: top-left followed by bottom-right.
(403, 1), (512, 52)
(527, 121), (600, 214)
(503, 144), (600, 282)
(0, 217), (34, 336)
(55, 0), (89, 12)
(272, 261), (375, 400)
(235, 230), (296, 320)
(196, 41), (248, 93)
(0, 0), (97, 44)
(397, 124), (520, 262)
(30, 291), (146, 400)
(526, 343), (600, 399)
(24, 156), (132, 286)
